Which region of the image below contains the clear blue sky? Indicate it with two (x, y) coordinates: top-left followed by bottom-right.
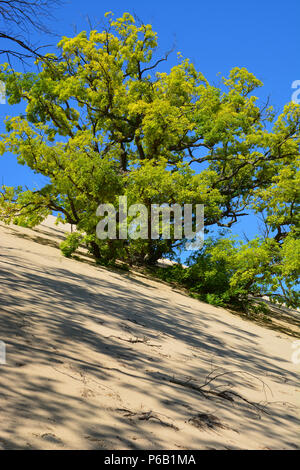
(0, 0), (299, 247)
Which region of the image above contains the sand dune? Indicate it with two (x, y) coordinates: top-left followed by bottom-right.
(0, 217), (299, 450)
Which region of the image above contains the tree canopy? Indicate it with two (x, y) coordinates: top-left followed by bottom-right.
(0, 12), (299, 309)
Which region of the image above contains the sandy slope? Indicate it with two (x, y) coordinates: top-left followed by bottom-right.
(0, 217), (299, 450)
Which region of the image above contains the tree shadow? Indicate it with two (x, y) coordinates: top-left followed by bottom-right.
(0, 225), (299, 449)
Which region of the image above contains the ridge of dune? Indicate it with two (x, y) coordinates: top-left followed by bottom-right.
(0, 217), (299, 450)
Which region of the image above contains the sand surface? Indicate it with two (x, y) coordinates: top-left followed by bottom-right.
(0, 216), (299, 450)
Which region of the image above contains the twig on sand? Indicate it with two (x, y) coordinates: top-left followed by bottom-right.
(107, 335), (161, 347)
(116, 408), (179, 430)
(147, 369), (272, 417)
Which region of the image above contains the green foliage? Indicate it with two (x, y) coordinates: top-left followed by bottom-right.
(60, 232), (83, 257)
(152, 235), (299, 311)
(0, 12), (299, 310)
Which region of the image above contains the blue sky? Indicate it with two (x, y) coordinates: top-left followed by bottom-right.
(0, 0), (299, 247)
